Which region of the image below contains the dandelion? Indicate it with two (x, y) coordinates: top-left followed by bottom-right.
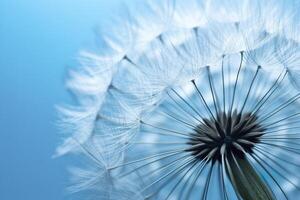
(110, 54), (300, 199)
(58, 0), (300, 199)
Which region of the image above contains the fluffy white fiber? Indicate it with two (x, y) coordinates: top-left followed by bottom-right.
(57, 0), (300, 198)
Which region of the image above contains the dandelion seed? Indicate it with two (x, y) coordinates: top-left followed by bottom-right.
(58, 0), (300, 199)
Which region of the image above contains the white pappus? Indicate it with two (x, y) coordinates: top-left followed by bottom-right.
(57, 0), (300, 199)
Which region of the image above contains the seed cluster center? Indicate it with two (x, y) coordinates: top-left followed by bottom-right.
(187, 110), (265, 162)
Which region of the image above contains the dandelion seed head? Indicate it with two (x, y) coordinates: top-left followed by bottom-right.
(187, 110), (264, 162)
(58, 0), (300, 199)
(112, 53), (300, 199)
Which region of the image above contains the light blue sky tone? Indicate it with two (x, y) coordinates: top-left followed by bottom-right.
(0, 0), (123, 199)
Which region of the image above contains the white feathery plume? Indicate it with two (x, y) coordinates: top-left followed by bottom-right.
(67, 136), (145, 200)
(58, 0), (300, 199)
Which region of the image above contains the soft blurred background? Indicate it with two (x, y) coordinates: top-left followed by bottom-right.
(0, 0), (123, 199)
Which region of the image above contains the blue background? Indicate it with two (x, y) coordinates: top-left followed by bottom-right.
(0, 0), (122, 199)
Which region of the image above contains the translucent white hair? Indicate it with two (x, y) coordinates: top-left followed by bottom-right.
(57, 0), (300, 199)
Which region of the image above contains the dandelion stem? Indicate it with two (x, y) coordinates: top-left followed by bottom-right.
(225, 155), (275, 200)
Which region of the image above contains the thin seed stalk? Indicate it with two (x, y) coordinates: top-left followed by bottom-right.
(225, 155), (275, 200)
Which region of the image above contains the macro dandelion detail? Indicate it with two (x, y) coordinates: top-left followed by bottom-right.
(57, 0), (300, 199)
(109, 53), (300, 200)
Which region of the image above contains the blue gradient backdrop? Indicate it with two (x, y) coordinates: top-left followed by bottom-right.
(0, 0), (121, 199)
